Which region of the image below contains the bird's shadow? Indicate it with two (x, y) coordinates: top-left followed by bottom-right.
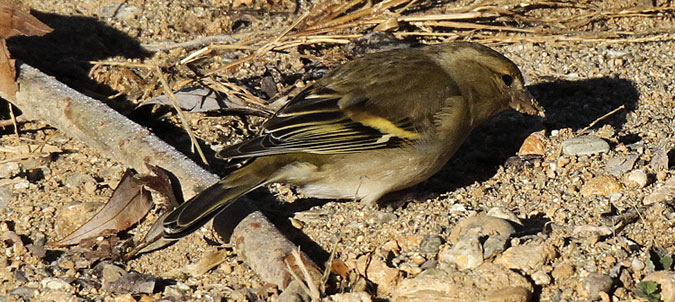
(431, 77), (638, 195)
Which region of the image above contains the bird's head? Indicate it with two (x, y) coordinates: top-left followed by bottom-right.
(432, 42), (545, 124)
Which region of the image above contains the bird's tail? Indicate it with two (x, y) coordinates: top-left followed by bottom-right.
(162, 158), (276, 239)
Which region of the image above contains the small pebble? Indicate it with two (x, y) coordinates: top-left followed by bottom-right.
(9, 286), (39, 300)
(580, 175), (623, 197)
(487, 207), (522, 225)
(532, 270), (552, 285)
(324, 292), (373, 302)
(495, 243), (554, 273)
(551, 263), (574, 282)
(0, 162), (21, 178)
(40, 277), (73, 291)
(439, 228), (484, 270)
(419, 235), (443, 254)
(605, 154), (638, 176)
(631, 258), (645, 272)
(562, 135), (610, 156)
(578, 272), (614, 300)
(643, 177), (675, 205)
(518, 132), (546, 156)
(624, 169), (648, 188)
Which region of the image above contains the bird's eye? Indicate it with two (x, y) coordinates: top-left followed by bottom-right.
(501, 74), (513, 86)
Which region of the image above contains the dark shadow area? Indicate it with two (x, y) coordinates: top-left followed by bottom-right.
(6, 10), (149, 105)
(407, 77), (639, 202)
(529, 77), (638, 131)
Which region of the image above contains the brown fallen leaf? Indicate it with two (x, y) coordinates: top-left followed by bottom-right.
(0, 3), (53, 38)
(0, 39), (16, 96)
(49, 169), (153, 246)
(0, 3), (52, 96)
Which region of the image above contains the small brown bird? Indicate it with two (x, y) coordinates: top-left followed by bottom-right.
(162, 42), (544, 239)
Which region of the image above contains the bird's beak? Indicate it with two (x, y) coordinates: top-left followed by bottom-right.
(509, 89), (545, 118)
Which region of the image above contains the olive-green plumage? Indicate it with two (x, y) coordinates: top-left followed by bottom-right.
(162, 42), (544, 239)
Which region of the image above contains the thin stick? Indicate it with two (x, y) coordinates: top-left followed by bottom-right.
(579, 105), (625, 133)
(153, 65), (209, 166)
(8, 102), (19, 137)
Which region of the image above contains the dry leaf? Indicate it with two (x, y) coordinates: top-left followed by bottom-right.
(50, 169), (153, 246)
(139, 164), (177, 207)
(0, 3), (53, 96)
(0, 3), (53, 38)
(182, 249), (229, 277)
(0, 39), (16, 96)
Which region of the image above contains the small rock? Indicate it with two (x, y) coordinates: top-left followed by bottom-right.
(13, 179), (30, 190)
(578, 273), (614, 300)
(643, 177), (675, 205)
(324, 292), (373, 302)
(605, 154), (639, 176)
(562, 135), (610, 156)
(398, 262), (422, 276)
(0, 184), (12, 209)
(392, 263), (532, 302)
(624, 169), (648, 188)
(631, 258), (645, 272)
(38, 290), (83, 302)
(418, 235), (443, 254)
(484, 286), (531, 302)
(494, 243), (554, 273)
(397, 235), (423, 252)
(449, 215), (516, 243)
(531, 270), (552, 285)
(374, 211), (397, 224)
(643, 271), (675, 302)
(657, 171), (667, 181)
(114, 294), (137, 302)
(572, 224), (613, 237)
(650, 145), (670, 171)
(9, 286), (38, 300)
(518, 132), (546, 156)
(580, 175), (623, 197)
(101, 4), (142, 20)
(102, 264), (126, 288)
(381, 240), (401, 254)
(356, 254), (400, 294)
(40, 277), (73, 291)
(487, 207), (522, 225)
(0, 162), (20, 178)
(449, 215), (515, 259)
(65, 173), (98, 194)
(439, 228), (484, 270)
(104, 271), (157, 294)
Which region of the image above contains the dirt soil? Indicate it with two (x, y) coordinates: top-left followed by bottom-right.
(1, 0), (674, 301)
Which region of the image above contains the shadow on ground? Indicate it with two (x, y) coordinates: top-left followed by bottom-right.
(416, 77), (639, 199)
(6, 11), (149, 105)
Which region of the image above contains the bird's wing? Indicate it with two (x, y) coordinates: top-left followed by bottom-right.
(218, 52), (457, 159)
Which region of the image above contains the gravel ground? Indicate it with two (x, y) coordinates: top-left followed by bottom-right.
(1, 0), (674, 301)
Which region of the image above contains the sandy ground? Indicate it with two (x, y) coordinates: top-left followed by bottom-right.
(1, 0), (674, 301)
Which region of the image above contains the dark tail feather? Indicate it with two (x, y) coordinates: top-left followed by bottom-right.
(162, 160), (271, 239)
